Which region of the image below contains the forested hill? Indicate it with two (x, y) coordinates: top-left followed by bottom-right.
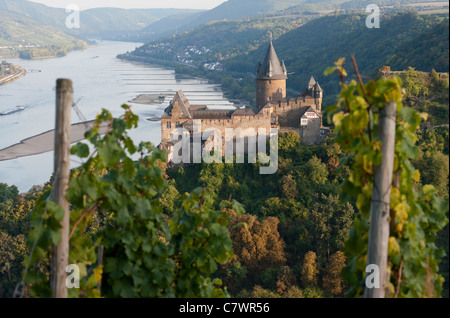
(136, 0), (309, 41)
(129, 15), (305, 66)
(225, 12), (449, 100)
(0, 0), (201, 39)
(0, 10), (87, 59)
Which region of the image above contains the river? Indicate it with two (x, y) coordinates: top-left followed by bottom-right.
(0, 40), (236, 192)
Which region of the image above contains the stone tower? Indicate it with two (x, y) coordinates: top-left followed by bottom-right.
(256, 41), (287, 109)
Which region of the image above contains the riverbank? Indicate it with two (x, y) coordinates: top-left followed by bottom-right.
(0, 120), (110, 162)
(0, 65), (26, 86)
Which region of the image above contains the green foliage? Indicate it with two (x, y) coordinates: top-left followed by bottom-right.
(24, 106), (239, 298)
(416, 127), (449, 155)
(302, 286), (326, 298)
(326, 58), (449, 297)
(414, 151), (449, 199)
(0, 185), (48, 297)
(303, 156), (329, 185)
(309, 194), (354, 259)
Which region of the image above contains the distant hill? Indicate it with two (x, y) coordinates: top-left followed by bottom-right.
(130, 15), (305, 64)
(0, 0), (202, 39)
(137, 0), (311, 41)
(0, 9), (86, 59)
(282, 0), (447, 12)
(134, 0), (448, 44)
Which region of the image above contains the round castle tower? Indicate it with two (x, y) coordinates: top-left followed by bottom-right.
(255, 42), (287, 109)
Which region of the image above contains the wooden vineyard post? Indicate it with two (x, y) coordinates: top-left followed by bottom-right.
(364, 101), (397, 298)
(50, 79), (73, 298)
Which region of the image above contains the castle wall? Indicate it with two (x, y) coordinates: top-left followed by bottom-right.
(300, 117), (322, 145)
(270, 96), (322, 127)
(161, 107), (273, 156)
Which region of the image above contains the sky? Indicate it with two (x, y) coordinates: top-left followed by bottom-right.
(29, 0), (228, 10)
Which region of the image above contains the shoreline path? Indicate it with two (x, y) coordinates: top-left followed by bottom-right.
(0, 120), (110, 162)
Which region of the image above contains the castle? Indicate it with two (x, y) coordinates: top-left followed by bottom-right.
(159, 41), (327, 160)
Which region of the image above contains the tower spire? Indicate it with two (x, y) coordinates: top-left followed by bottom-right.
(256, 42), (287, 80)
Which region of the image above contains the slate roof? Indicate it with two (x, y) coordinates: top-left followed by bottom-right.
(256, 42), (288, 80)
(232, 107), (256, 116)
(173, 89), (192, 119)
(308, 76), (316, 88)
(314, 82), (323, 92)
(191, 110), (233, 119)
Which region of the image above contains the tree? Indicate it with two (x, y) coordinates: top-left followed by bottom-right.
(239, 285), (281, 298)
(0, 184), (45, 298)
(276, 265), (297, 296)
(279, 174), (297, 199)
(0, 183), (19, 204)
(309, 194), (354, 260)
(303, 156), (328, 185)
(159, 179), (179, 215)
(414, 151), (449, 199)
(278, 131), (300, 155)
(300, 251), (318, 288)
(322, 251), (346, 296)
(227, 210), (286, 277)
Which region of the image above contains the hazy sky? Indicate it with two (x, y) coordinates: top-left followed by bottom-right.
(29, 0), (228, 10)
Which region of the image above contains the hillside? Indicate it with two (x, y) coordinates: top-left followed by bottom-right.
(137, 0), (312, 41)
(283, 0), (449, 12)
(127, 15), (305, 67)
(0, 0), (201, 39)
(224, 12), (449, 103)
(0, 9), (86, 59)
(136, 0), (449, 41)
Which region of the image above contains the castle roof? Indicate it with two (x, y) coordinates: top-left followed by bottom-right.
(314, 82), (323, 92)
(256, 42), (287, 80)
(172, 89), (192, 119)
(232, 107), (255, 116)
(308, 76), (316, 88)
(191, 110), (233, 119)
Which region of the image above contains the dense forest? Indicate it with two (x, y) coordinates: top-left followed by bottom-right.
(0, 66), (448, 298)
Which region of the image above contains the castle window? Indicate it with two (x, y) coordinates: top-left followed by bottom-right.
(269, 80), (272, 84)
(166, 122), (172, 129)
(301, 118), (308, 126)
(175, 121), (180, 127)
(268, 97), (271, 101)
